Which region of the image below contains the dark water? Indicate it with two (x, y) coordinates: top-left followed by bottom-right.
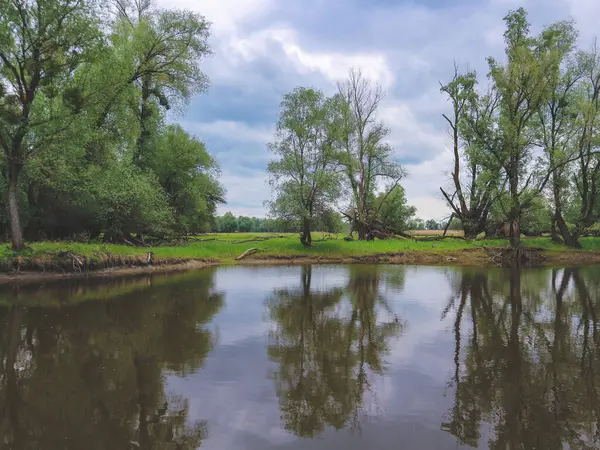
(0, 264), (599, 450)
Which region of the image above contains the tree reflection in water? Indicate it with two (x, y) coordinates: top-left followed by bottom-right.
(0, 269), (223, 450)
(267, 265), (403, 438)
(442, 266), (600, 449)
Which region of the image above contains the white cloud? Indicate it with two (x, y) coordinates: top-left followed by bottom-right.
(404, 150), (455, 221)
(217, 170), (270, 217)
(229, 25), (395, 88)
(181, 120), (273, 144)
(566, 0), (600, 43)
(165, 0), (272, 34)
(380, 102), (448, 162)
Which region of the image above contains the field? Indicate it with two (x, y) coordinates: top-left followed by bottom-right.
(408, 229), (464, 237)
(2, 232), (600, 276)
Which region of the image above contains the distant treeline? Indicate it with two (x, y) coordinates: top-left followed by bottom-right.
(212, 212), (348, 234)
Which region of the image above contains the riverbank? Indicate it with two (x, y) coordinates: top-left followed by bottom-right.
(1, 233), (600, 283)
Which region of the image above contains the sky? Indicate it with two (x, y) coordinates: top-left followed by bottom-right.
(157, 0), (600, 221)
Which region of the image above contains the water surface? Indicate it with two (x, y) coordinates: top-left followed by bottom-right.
(0, 264), (598, 449)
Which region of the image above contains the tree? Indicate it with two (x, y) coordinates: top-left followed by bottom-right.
(439, 67), (502, 238)
(407, 218), (425, 230)
(0, 0), (102, 249)
(267, 87), (341, 246)
(237, 215), (253, 232)
(426, 219), (440, 230)
(376, 185), (416, 232)
(149, 125), (225, 234)
(109, 0), (211, 167)
(220, 212), (237, 233)
(539, 44), (600, 247)
(336, 69), (406, 240)
(486, 8), (572, 249)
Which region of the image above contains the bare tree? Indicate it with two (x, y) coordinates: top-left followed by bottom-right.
(337, 68), (405, 240)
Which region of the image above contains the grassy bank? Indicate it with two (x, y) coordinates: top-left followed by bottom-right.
(0, 233), (600, 274)
(1, 232), (600, 279)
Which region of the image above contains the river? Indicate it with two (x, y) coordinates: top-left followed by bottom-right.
(0, 264), (598, 449)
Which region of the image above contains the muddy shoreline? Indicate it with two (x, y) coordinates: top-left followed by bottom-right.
(1, 247), (600, 285)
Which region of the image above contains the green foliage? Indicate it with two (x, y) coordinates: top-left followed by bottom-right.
(407, 218), (425, 230)
(376, 186), (416, 231)
(426, 219), (440, 230)
(86, 163), (174, 238)
(149, 125), (224, 234)
(520, 196), (552, 236)
(0, 0), (222, 244)
(444, 7), (600, 247)
(266, 87), (342, 242)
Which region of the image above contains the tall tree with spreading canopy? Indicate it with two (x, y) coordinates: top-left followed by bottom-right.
(267, 87), (341, 246)
(109, 0), (211, 166)
(486, 8), (571, 250)
(439, 67), (503, 238)
(0, 0), (102, 249)
(336, 69), (405, 240)
(539, 44), (600, 247)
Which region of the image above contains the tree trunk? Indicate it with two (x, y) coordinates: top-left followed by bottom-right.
(555, 212), (580, 248)
(7, 162), (24, 251)
(463, 220), (479, 240)
(509, 218), (520, 249)
(136, 76), (152, 167)
(300, 217), (312, 247)
(356, 220), (367, 241)
(443, 214), (453, 237)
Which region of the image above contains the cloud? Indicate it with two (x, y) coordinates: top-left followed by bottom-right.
(181, 120), (273, 144)
(169, 0), (272, 34)
(158, 0), (599, 219)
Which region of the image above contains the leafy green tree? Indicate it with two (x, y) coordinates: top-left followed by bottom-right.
(237, 215), (253, 232)
(376, 185), (416, 232)
(520, 196), (552, 236)
(109, 0), (211, 167)
(149, 125), (225, 234)
(486, 8), (573, 249)
(267, 87), (341, 246)
(439, 67), (501, 238)
(220, 212), (237, 233)
(426, 219), (440, 230)
(407, 218), (425, 230)
(539, 45), (600, 247)
(314, 210), (346, 233)
(0, 0), (102, 249)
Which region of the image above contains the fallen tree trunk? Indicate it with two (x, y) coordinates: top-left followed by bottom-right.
(235, 248), (260, 261)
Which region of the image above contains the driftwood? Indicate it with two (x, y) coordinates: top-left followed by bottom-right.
(417, 235), (467, 242)
(235, 248), (260, 261)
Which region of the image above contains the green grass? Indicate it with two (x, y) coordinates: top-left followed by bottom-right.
(1, 232), (599, 265)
